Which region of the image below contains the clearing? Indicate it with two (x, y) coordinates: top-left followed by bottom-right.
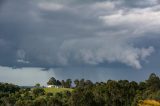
(44, 87), (73, 93)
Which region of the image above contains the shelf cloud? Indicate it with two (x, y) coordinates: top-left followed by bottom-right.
(0, 0), (159, 69)
(0, 0), (160, 85)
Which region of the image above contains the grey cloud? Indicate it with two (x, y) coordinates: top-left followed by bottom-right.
(0, 0), (159, 69)
(59, 37), (154, 69)
(117, 0), (159, 8)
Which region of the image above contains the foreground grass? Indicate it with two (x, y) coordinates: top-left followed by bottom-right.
(44, 87), (73, 93)
(138, 100), (160, 106)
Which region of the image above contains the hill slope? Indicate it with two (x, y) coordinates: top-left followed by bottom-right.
(44, 87), (73, 93)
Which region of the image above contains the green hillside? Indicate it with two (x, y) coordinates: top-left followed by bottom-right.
(44, 87), (73, 93)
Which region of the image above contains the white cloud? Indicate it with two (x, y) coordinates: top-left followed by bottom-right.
(100, 9), (160, 26)
(134, 0), (159, 6)
(58, 37), (154, 69)
(17, 59), (30, 64)
(17, 50), (30, 64)
(17, 50), (25, 59)
(23, 1), (158, 69)
(38, 2), (64, 11)
(140, 47), (155, 61)
(99, 8), (160, 37)
(92, 1), (115, 10)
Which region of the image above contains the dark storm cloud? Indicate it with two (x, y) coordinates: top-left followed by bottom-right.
(0, 0), (5, 9)
(0, 0), (159, 69)
(0, 0), (160, 85)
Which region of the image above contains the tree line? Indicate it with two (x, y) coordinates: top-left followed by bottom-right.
(47, 77), (72, 88)
(0, 73), (160, 106)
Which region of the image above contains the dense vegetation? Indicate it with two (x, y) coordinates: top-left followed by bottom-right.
(0, 73), (160, 106)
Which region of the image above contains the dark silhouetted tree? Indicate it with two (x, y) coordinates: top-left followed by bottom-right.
(47, 77), (57, 85)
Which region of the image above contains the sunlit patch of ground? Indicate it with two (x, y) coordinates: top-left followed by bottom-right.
(138, 100), (160, 106)
(44, 88), (73, 93)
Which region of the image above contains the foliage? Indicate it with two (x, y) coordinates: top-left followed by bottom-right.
(47, 77), (57, 85)
(32, 88), (45, 97)
(0, 82), (20, 93)
(0, 73), (160, 106)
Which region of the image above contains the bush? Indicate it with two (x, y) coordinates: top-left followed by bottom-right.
(32, 88), (45, 97)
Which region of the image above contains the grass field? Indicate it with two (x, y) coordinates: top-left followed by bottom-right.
(138, 100), (160, 106)
(44, 87), (73, 93)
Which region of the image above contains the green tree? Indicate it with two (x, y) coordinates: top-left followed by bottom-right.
(34, 98), (47, 106)
(66, 79), (72, 88)
(47, 77), (57, 85)
(32, 88), (45, 97)
(70, 88), (97, 106)
(47, 97), (62, 106)
(85, 80), (93, 88)
(79, 79), (85, 88)
(74, 79), (79, 88)
(56, 80), (62, 86)
(35, 83), (40, 88)
(61, 80), (65, 88)
(146, 73), (160, 91)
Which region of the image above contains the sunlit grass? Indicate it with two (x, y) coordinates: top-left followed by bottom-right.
(138, 100), (160, 106)
(44, 87), (73, 93)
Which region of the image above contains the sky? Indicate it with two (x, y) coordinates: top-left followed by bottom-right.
(0, 0), (160, 86)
